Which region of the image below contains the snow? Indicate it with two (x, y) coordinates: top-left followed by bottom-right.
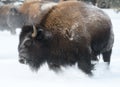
(0, 9), (120, 87)
(41, 2), (58, 11)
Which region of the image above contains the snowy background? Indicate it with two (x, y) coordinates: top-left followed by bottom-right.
(0, 9), (120, 87)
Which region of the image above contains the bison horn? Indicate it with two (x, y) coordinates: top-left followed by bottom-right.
(32, 25), (37, 38)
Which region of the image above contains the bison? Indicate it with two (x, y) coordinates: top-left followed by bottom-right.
(0, 4), (15, 34)
(17, 1), (114, 76)
(0, 4), (22, 34)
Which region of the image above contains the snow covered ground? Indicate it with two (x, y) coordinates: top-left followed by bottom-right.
(0, 9), (120, 87)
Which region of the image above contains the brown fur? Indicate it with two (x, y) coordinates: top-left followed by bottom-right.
(40, 1), (112, 41)
(13, 1), (41, 25)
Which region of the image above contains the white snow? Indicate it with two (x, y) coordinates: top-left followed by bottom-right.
(0, 9), (120, 87)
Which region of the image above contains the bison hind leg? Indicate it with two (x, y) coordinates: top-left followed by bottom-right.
(102, 49), (112, 65)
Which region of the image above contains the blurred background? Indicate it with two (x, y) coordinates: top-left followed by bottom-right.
(0, 0), (120, 8)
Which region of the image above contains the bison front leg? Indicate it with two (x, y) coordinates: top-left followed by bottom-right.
(78, 58), (93, 76)
(78, 49), (94, 76)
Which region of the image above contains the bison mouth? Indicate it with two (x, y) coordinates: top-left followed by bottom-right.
(19, 54), (32, 65)
(19, 55), (39, 70)
(19, 55), (27, 64)
(19, 54), (43, 71)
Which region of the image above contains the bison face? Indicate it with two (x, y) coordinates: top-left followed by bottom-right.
(7, 7), (27, 28)
(18, 25), (52, 70)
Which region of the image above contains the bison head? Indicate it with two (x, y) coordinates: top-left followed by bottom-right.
(18, 25), (53, 70)
(8, 1), (57, 28)
(7, 7), (26, 29)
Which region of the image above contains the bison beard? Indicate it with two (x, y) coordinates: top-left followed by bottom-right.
(18, 1), (114, 76)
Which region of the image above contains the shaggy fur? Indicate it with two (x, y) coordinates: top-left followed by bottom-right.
(18, 1), (114, 75)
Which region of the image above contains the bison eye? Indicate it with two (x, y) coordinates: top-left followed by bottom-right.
(36, 30), (44, 40)
(24, 40), (33, 47)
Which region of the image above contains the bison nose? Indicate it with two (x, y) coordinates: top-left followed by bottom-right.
(19, 58), (26, 64)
